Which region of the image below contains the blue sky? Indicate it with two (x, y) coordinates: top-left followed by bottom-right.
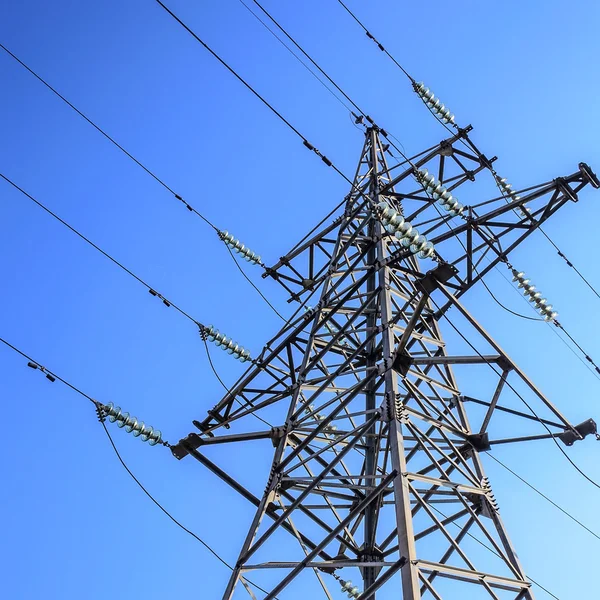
(1, 0), (599, 598)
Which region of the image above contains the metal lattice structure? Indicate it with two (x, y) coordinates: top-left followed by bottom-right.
(172, 127), (599, 599)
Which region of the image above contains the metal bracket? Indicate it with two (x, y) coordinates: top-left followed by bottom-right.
(392, 353), (413, 376)
(580, 162), (600, 188)
(559, 418), (597, 446)
(466, 432), (491, 452)
(417, 263), (459, 294)
(170, 433), (203, 460)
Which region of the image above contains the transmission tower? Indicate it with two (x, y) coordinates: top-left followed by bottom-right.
(172, 126), (599, 599)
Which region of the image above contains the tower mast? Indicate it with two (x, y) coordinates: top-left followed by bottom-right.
(173, 126), (598, 599)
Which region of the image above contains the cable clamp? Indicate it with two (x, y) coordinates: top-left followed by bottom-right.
(26, 361), (56, 382)
(96, 404), (106, 423)
(148, 289), (171, 307)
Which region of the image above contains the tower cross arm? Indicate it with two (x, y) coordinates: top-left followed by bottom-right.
(384, 162), (599, 302)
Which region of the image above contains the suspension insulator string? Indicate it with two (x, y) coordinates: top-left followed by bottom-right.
(377, 200), (435, 258)
(413, 82), (456, 126)
(510, 269), (558, 321)
(415, 168), (466, 217)
(338, 577), (362, 598)
(218, 230), (263, 266)
(101, 403), (165, 446)
(200, 325), (252, 362)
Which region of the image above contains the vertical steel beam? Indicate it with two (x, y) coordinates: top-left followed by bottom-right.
(370, 128), (422, 599)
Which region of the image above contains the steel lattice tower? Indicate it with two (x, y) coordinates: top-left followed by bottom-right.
(173, 126), (599, 599)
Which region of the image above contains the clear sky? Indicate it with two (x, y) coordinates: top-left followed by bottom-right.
(1, 1), (599, 598)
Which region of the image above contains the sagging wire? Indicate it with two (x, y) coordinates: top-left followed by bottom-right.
(0, 42), (286, 326)
(430, 294), (600, 492)
(224, 245), (286, 321)
(419, 178), (600, 380)
(486, 452), (600, 543)
(0, 42), (219, 232)
(237, 0), (361, 121)
(1, 172), (202, 328)
(492, 263), (600, 382)
(333, 0), (600, 316)
(2, 173), (271, 368)
(428, 504), (560, 600)
(1, 334), (275, 597)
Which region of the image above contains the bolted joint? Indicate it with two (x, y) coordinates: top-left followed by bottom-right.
(392, 352), (413, 376)
(270, 426), (286, 447)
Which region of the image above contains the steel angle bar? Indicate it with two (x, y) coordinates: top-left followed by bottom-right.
(262, 471), (398, 600)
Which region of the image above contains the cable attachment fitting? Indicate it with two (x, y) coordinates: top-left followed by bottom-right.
(377, 200), (435, 258)
(96, 404), (106, 423)
(413, 82), (456, 125)
(26, 361), (56, 382)
(415, 169), (466, 217)
(201, 325), (252, 362)
(218, 230), (262, 266)
(511, 269), (558, 321)
(102, 402), (163, 446)
(148, 289), (171, 307)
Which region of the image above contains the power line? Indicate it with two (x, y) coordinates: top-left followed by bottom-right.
(156, 0), (307, 141)
(486, 452), (600, 543)
(431, 294), (600, 492)
(0, 42), (219, 232)
(0, 334), (271, 596)
(333, 0), (413, 81)
(100, 420), (276, 597)
(237, 0), (358, 117)
(0, 41), (298, 319)
(239, 0), (415, 164)
(154, 0), (408, 194)
(554, 320), (600, 376)
(331, 0), (600, 318)
(100, 420), (238, 567)
(0, 335), (98, 405)
(429, 504), (560, 600)
(474, 257), (600, 382)
(225, 246), (286, 321)
(241, 0), (367, 120)
(0, 172), (203, 328)
(539, 228), (600, 301)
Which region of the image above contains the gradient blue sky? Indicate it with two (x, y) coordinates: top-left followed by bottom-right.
(1, 1), (599, 598)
